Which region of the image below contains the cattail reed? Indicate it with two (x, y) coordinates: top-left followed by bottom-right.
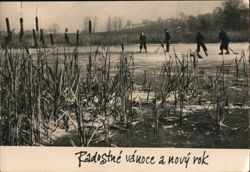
(8, 31), (12, 44)
(76, 30), (79, 46)
(5, 18), (10, 34)
(5, 18), (12, 46)
(65, 28), (69, 45)
(32, 29), (38, 48)
(160, 40), (164, 49)
(143, 70), (147, 85)
(19, 18), (24, 42)
(88, 21), (92, 80)
(40, 29), (45, 46)
(35, 16), (39, 31)
(49, 33), (54, 47)
(121, 44), (124, 52)
(4, 36), (8, 47)
(88, 20), (92, 34)
(4, 31), (12, 47)
(235, 58), (239, 81)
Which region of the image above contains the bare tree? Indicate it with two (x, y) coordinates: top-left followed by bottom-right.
(113, 17), (118, 31)
(118, 17), (123, 31)
(93, 16), (98, 33)
(157, 17), (163, 23)
(106, 16), (123, 32)
(107, 16), (112, 32)
(48, 23), (60, 34)
(125, 20), (133, 29)
(142, 19), (151, 26)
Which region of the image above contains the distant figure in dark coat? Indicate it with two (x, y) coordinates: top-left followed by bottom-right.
(218, 30), (230, 55)
(164, 28), (171, 52)
(139, 32), (147, 53)
(196, 32), (208, 57)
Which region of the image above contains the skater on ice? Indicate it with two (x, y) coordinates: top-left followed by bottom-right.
(139, 32), (147, 53)
(196, 31), (208, 58)
(218, 29), (230, 55)
(164, 28), (171, 52)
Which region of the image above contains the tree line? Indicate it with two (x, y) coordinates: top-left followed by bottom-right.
(114, 0), (248, 43)
(0, 0), (248, 47)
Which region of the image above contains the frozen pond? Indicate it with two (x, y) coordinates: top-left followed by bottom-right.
(27, 42), (248, 75)
(28, 43), (249, 68)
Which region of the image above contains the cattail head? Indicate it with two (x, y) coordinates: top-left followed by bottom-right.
(76, 30), (79, 45)
(20, 17), (24, 32)
(89, 20), (92, 34)
(65, 28), (69, 45)
(5, 18), (10, 33)
(35, 17), (39, 31)
(19, 18), (24, 42)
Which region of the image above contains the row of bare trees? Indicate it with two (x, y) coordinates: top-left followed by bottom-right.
(47, 16), (132, 34)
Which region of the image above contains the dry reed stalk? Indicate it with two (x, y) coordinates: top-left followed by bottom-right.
(153, 69), (159, 132)
(49, 34), (54, 47)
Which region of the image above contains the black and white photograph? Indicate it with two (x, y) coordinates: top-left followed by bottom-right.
(0, 0), (249, 151)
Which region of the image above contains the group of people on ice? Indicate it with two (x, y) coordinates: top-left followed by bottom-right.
(139, 28), (231, 57)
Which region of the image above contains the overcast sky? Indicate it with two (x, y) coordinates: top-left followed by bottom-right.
(0, 1), (247, 32)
